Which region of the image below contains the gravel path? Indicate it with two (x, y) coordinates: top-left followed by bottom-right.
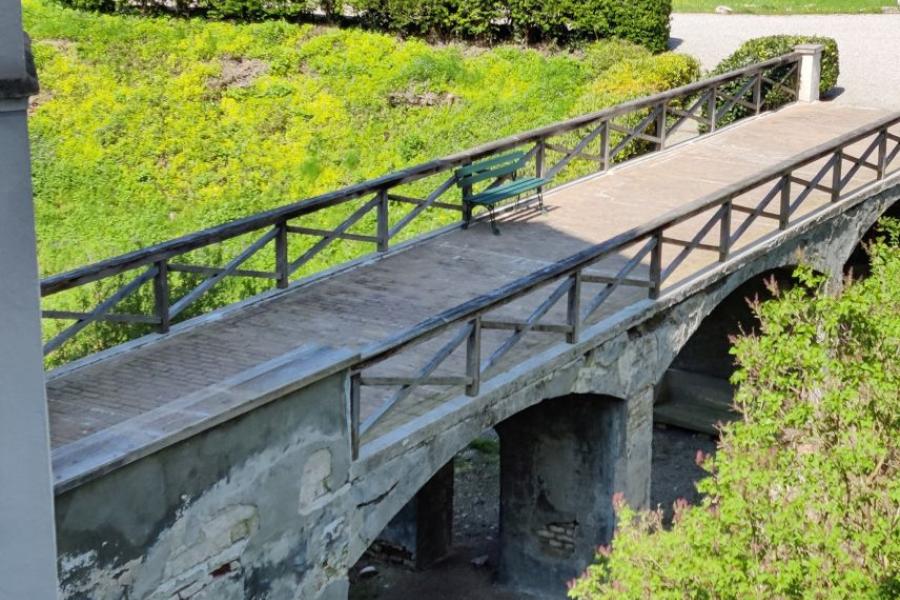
(671, 13), (900, 109)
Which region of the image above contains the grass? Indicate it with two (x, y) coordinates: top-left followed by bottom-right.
(673, 0), (889, 13)
(23, 0), (698, 365)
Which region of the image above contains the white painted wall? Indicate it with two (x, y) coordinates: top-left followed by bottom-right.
(0, 2), (60, 598)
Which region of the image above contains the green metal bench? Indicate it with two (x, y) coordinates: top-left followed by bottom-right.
(456, 151), (547, 235)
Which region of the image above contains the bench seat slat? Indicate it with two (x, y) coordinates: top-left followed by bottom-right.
(468, 177), (547, 205)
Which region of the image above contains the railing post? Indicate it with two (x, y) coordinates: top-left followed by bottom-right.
(831, 150), (843, 202)
(718, 201), (732, 262)
(600, 120), (610, 171)
(153, 259), (170, 333)
(535, 139), (545, 180)
(655, 101), (667, 151)
(275, 221), (289, 289)
(465, 317), (481, 396)
(877, 130), (888, 180)
(566, 270), (582, 344)
(649, 232), (663, 299)
(461, 161), (473, 226)
(753, 71), (763, 114)
(377, 188), (389, 252)
(350, 372), (361, 460)
(795, 44), (823, 103)
(535, 139), (546, 209)
(708, 86), (718, 132)
(779, 175), (792, 230)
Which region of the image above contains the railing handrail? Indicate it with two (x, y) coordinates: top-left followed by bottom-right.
(358, 110), (900, 367)
(40, 52), (801, 297)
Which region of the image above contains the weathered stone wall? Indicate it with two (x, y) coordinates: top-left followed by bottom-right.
(496, 394), (626, 596)
(55, 371), (353, 600)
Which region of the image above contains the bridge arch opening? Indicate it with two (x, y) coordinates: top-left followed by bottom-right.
(349, 435), (504, 599)
(350, 393), (631, 599)
(654, 266), (806, 435)
(843, 200), (900, 279)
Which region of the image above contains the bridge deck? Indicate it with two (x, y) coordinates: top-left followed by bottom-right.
(46, 102), (890, 477)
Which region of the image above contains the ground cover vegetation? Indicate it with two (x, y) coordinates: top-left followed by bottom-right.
(53, 0), (672, 51)
(25, 0), (699, 365)
(569, 221), (900, 598)
(673, 0), (887, 14)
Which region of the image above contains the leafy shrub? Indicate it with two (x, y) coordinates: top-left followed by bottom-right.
(570, 52), (699, 162)
(24, 0), (698, 366)
(582, 39), (651, 75)
(348, 0), (503, 41)
(54, 0), (671, 51)
(569, 222), (900, 599)
(710, 35), (839, 127)
(351, 0), (673, 50)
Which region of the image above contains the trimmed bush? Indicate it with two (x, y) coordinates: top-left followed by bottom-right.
(53, 0), (672, 51)
(710, 35), (839, 126)
(571, 51), (700, 162)
(352, 0), (673, 50)
(569, 222), (900, 599)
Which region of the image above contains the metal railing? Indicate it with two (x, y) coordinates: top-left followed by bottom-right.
(40, 53), (802, 360)
(349, 111), (900, 457)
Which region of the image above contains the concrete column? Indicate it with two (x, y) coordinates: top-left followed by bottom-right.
(372, 461), (453, 570)
(0, 4), (60, 599)
(796, 44), (824, 103)
(495, 392), (651, 597)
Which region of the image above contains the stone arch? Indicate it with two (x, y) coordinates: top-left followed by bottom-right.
(350, 375), (629, 568)
(653, 265), (817, 433)
(842, 196), (900, 278)
(348, 391), (632, 597)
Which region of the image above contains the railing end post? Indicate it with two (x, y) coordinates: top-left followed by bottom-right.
(795, 44), (824, 103)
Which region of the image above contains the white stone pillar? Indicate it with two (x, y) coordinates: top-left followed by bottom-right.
(0, 2), (60, 598)
(795, 44), (824, 103)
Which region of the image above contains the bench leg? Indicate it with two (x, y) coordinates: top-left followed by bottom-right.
(462, 202), (472, 230)
(489, 205), (500, 235)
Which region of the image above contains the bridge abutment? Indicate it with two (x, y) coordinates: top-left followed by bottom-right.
(495, 391), (650, 597)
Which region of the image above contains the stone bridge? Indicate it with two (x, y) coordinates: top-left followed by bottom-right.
(39, 48), (900, 599)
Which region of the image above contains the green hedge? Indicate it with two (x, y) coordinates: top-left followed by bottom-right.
(710, 35), (839, 126)
(53, 0), (672, 51)
(349, 0), (672, 50)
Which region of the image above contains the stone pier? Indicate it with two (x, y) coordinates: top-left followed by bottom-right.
(495, 392), (651, 597)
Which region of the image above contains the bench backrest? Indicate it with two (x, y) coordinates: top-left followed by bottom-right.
(455, 151), (527, 188)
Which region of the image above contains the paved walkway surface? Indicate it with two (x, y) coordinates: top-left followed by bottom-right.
(671, 13), (900, 108)
(46, 102), (891, 466)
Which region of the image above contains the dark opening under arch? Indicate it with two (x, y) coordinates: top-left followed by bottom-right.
(843, 200), (900, 279)
(654, 267), (801, 434)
